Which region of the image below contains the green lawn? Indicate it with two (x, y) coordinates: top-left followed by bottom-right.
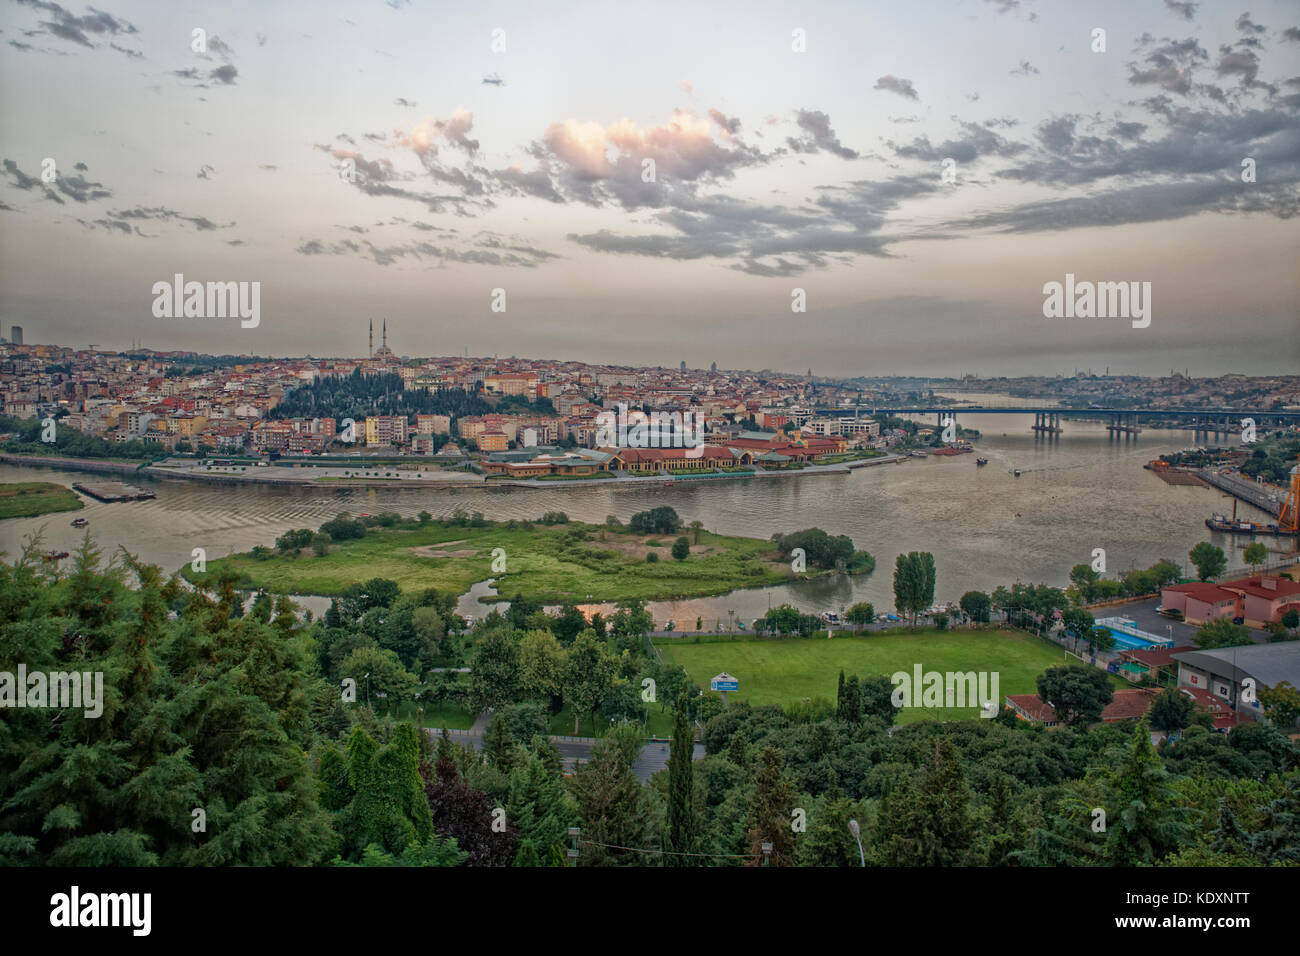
(657, 628), (1087, 723)
(0, 481), (83, 520)
(191, 521), (835, 603)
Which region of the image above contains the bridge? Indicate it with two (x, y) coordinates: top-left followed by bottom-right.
(813, 406), (1299, 439)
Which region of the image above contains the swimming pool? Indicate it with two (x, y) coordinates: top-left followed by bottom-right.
(1095, 616), (1173, 650)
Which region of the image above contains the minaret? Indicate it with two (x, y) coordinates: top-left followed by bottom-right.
(382, 319), (387, 352)
(368, 319), (373, 358)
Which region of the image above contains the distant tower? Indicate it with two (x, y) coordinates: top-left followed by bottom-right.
(680, 360), (686, 372)
(10, 326), (22, 346)
(368, 319), (373, 358)
(710, 361), (717, 373)
(382, 319), (387, 352)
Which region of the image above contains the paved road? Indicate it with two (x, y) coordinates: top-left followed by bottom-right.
(429, 719), (705, 783)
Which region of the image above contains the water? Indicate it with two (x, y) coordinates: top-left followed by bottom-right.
(1, 412), (1287, 625)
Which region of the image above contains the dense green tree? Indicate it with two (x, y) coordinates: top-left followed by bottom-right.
(877, 738), (973, 866)
(1036, 665), (1114, 727)
(664, 706), (699, 866)
(1189, 541), (1227, 581)
(745, 747), (798, 866)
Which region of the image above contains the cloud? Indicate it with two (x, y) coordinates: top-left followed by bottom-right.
(1164, 1), (1197, 21)
(1010, 60), (1040, 76)
(392, 109), (479, 157)
(394, 97), (417, 108)
(295, 235), (558, 268)
(873, 75), (919, 100)
(13, 0), (137, 49)
(786, 109), (858, 158)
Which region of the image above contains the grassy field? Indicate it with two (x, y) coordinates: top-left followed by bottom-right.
(657, 628), (1091, 723)
(192, 520), (832, 603)
(0, 481), (83, 520)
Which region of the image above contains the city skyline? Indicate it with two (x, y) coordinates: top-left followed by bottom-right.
(1, 0), (1297, 376)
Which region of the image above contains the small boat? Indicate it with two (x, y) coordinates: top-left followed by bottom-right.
(1013, 469), (1022, 477)
(70, 517), (89, 527)
(911, 450), (928, 458)
(975, 458), (988, 466)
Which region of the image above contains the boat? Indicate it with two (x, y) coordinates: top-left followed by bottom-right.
(70, 517), (88, 527)
(1013, 469), (1022, 477)
(911, 450), (928, 458)
(975, 458), (988, 466)
(820, 611), (841, 625)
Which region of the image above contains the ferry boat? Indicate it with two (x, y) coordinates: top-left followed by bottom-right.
(70, 517), (88, 527)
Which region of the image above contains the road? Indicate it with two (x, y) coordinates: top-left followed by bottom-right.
(430, 714), (705, 783)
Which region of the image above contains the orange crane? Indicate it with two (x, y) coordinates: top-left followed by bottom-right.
(1281, 454), (1300, 535)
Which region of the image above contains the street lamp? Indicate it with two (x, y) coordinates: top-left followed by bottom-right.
(847, 819), (865, 867)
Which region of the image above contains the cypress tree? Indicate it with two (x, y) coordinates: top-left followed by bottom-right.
(665, 705), (698, 865)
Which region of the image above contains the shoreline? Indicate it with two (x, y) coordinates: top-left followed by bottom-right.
(0, 451), (910, 492)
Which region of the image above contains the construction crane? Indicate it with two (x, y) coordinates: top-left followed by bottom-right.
(1280, 454), (1300, 535)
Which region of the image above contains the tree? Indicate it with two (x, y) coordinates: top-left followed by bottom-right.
(688, 520), (704, 544)
(745, 748), (798, 866)
(664, 706), (699, 865)
(467, 629), (520, 714)
(859, 675), (897, 726)
(878, 738), (973, 866)
(671, 536), (690, 561)
(562, 631), (617, 734)
(518, 629), (565, 706)
(1149, 687), (1196, 734)
(1068, 564), (1100, 603)
(1189, 541), (1227, 581)
(1061, 607), (1096, 653)
(1243, 542), (1268, 573)
(893, 551), (936, 626)
(569, 735), (645, 866)
(1258, 680), (1300, 728)
(1195, 617), (1253, 649)
(1036, 665), (1114, 727)
(327, 723), (433, 861)
(1102, 721), (1192, 865)
(628, 506), (681, 535)
(846, 602), (875, 629)
(551, 603), (588, 645)
(1281, 608), (1300, 632)
(958, 590), (991, 624)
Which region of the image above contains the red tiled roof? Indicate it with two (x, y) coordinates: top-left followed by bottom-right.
(1119, 645), (1197, 668)
(1164, 582), (1237, 604)
(1179, 687), (1241, 730)
(1007, 688), (1158, 724)
(1219, 575), (1300, 600)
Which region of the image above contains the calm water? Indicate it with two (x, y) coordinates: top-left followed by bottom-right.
(2, 412), (1286, 625)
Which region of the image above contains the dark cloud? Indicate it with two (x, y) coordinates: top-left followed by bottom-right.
(873, 75), (919, 100)
(1235, 13), (1266, 35)
(13, 0), (137, 49)
(890, 121), (1026, 163)
(1164, 1), (1197, 21)
(787, 109), (859, 159)
(295, 235), (556, 268)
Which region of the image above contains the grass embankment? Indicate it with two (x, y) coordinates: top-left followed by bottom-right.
(657, 628), (1087, 723)
(191, 520), (837, 603)
(0, 481), (83, 519)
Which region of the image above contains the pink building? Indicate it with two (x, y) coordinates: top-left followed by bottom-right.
(1161, 575), (1300, 627)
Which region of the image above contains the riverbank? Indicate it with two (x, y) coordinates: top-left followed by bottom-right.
(0, 451), (910, 492)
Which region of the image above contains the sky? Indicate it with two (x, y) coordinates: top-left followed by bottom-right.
(0, 0), (1297, 377)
